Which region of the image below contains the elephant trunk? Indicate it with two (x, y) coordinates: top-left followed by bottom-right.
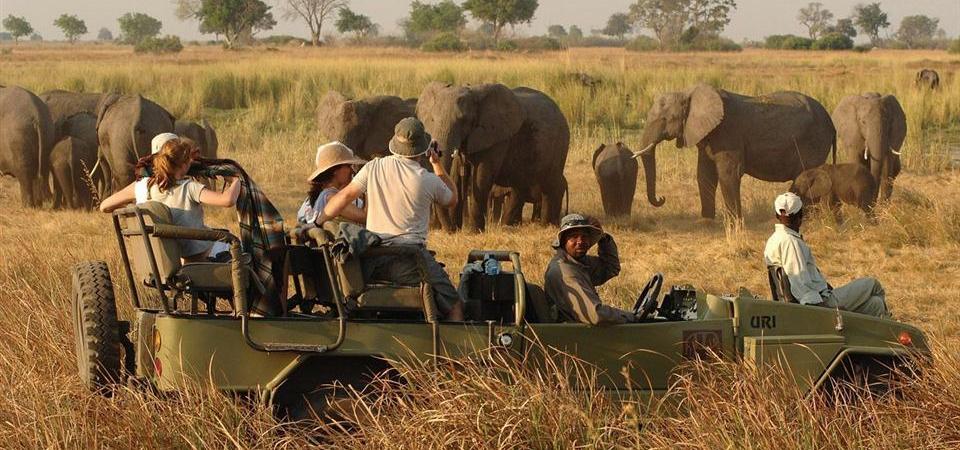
(638, 127), (665, 207)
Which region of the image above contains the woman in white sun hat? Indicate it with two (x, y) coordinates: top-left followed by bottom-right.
(297, 141), (367, 225)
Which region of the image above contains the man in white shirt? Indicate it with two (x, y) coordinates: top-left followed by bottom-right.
(764, 192), (889, 318)
(317, 117), (464, 321)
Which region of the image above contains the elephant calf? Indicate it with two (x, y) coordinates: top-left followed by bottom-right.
(593, 142), (639, 217)
(790, 163), (876, 219)
(916, 69), (940, 90)
(51, 136), (98, 209)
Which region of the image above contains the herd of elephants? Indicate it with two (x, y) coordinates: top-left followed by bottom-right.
(0, 67), (942, 231)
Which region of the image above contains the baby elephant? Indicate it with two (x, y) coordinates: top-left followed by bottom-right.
(916, 69), (940, 90)
(790, 163), (877, 219)
(593, 142), (637, 217)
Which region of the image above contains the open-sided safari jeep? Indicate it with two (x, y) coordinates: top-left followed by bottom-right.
(72, 202), (930, 416)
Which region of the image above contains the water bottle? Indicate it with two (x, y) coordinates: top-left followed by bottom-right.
(483, 255), (500, 275)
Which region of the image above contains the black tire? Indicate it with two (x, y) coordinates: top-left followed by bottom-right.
(72, 261), (121, 391)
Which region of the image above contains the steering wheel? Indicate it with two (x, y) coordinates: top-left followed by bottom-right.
(632, 273), (664, 320)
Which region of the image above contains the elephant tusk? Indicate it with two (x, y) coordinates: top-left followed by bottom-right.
(863, 147), (869, 161)
(631, 142), (656, 159)
(891, 149), (902, 156)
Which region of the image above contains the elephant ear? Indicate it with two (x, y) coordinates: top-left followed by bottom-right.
(807, 169), (833, 200)
(832, 95), (858, 138)
(95, 93), (121, 131)
(882, 95), (907, 152)
(465, 84), (523, 154)
(202, 118), (218, 157)
(592, 143), (607, 169)
(683, 84), (723, 148)
(416, 81), (453, 125)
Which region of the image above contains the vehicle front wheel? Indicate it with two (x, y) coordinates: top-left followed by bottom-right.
(72, 261), (121, 392)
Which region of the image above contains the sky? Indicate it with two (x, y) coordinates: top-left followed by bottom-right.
(1, 0), (958, 43)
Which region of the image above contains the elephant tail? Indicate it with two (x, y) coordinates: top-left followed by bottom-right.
(564, 179), (570, 216)
(831, 135), (837, 165)
(36, 118), (46, 182)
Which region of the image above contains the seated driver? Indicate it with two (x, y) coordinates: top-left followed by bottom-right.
(764, 192), (889, 318)
(544, 213), (637, 325)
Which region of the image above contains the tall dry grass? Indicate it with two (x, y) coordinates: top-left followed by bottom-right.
(0, 45), (959, 448)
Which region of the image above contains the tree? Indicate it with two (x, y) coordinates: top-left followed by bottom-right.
(568, 24), (583, 41)
(335, 7), (377, 40)
(188, 0), (276, 48)
(895, 15), (940, 49)
(853, 2), (888, 45)
(279, 0), (347, 46)
(628, 0), (736, 50)
(2, 15), (33, 42)
(462, 0), (538, 44)
(29, 33), (42, 41)
(603, 13), (632, 41)
(117, 13), (163, 45)
(54, 14), (88, 43)
(97, 27), (114, 41)
(796, 2), (833, 39)
(406, 0), (466, 37)
(823, 17), (856, 38)
(547, 25), (566, 38)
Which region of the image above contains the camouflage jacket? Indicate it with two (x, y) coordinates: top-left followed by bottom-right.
(543, 235), (635, 325)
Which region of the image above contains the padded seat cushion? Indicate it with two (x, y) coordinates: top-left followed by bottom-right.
(178, 262), (234, 291)
(356, 286), (423, 311)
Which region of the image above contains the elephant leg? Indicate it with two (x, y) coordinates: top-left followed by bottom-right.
(503, 189), (524, 226)
(466, 161), (497, 233)
(489, 190), (504, 225)
(19, 179), (36, 208)
(539, 181), (564, 226)
(714, 151), (744, 219)
(697, 149), (719, 219)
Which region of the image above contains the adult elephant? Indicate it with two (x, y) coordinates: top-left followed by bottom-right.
(40, 90), (103, 139)
(636, 84), (835, 219)
(175, 119), (218, 159)
(592, 142), (648, 217)
(0, 86), (55, 207)
(51, 112), (100, 209)
(417, 82), (570, 232)
(96, 93), (176, 193)
(832, 92), (906, 202)
(316, 90), (416, 159)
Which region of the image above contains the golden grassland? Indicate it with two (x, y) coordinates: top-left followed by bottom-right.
(1, 45), (959, 448)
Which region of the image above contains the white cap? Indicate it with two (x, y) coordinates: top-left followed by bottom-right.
(774, 192), (803, 216)
(151, 133), (179, 154)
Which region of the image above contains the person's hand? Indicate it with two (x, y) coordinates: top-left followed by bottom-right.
(587, 215), (603, 234)
(427, 141), (442, 166)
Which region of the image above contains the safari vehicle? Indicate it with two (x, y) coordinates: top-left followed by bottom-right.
(72, 202), (929, 415)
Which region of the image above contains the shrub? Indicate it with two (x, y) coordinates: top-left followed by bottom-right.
(134, 35), (183, 54)
(812, 33), (854, 50)
(764, 34), (793, 49)
(781, 35), (813, 50)
(513, 36), (562, 51)
(574, 36), (624, 47)
(686, 36), (742, 52)
(852, 44), (873, 53)
(495, 40), (518, 51)
(626, 35), (660, 51)
(949, 38), (960, 54)
(259, 35), (308, 46)
(420, 32), (465, 52)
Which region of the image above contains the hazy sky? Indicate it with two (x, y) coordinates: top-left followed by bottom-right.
(1, 0), (957, 43)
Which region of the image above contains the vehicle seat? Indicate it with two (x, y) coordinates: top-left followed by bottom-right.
(767, 265), (797, 303)
(524, 283), (558, 323)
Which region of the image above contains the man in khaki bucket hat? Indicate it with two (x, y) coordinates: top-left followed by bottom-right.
(316, 118), (465, 321)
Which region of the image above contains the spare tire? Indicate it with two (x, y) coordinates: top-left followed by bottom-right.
(72, 261), (121, 391)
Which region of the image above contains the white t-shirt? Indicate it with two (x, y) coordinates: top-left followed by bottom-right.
(349, 156), (452, 245)
(135, 178), (211, 257)
(296, 187), (363, 224)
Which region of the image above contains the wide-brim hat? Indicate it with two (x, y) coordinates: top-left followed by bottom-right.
(388, 117), (431, 157)
(308, 141), (366, 181)
(552, 213), (602, 248)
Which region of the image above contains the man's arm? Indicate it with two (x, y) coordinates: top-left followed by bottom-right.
(547, 264), (633, 326)
(779, 240), (826, 305)
(583, 233), (621, 286)
(316, 183), (364, 225)
(429, 150), (457, 208)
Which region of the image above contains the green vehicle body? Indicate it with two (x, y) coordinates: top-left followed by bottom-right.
(73, 204), (929, 413)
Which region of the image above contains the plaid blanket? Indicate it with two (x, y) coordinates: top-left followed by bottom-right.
(136, 157), (286, 315)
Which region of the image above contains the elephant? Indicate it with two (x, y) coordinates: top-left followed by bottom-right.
(174, 119), (219, 159)
(789, 163), (877, 220)
(592, 142), (641, 217)
(637, 84), (835, 220)
(488, 176), (568, 225)
(95, 93), (176, 194)
(417, 82), (570, 232)
(0, 86), (55, 207)
(316, 90), (416, 160)
(916, 69), (940, 90)
(51, 136), (99, 209)
(39, 90), (103, 142)
(832, 92), (906, 202)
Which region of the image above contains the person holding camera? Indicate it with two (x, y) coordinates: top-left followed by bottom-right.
(316, 117), (464, 321)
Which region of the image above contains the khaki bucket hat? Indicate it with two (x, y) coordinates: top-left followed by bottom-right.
(388, 117), (432, 157)
(552, 213), (602, 248)
(308, 141), (366, 181)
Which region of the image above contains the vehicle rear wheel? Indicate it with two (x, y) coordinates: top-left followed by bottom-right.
(72, 261), (121, 392)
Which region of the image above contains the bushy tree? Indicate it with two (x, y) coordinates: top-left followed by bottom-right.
(2, 15), (33, 42)
(421, 31), (465, 52)
(895, 15), (941, 49)
(54, 14), (87, 43)
(118, 13), (163, 45)
(796, 2), (832, 39)
(853, 2), (888, 45)
(462, 0), (538, 44)
(335, 7), (377, 40)
(812, 32), (853, 50)
(190, 0), (276, 48)
(628, 0), (737, 51)
(135, 35), (184, 53)
(406, 0), (466, 37)
(279, 0), (347, 47)
(568, 25), (583, 41)
(603, 13), (632, 41)
(97, 27), (114, 41)
(29, 33), (42, 41)
(823, 18), (856, 38)
(547, 24), (567, 38)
